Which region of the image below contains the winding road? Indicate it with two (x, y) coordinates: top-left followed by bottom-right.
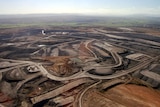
(0, 55), (155, 81)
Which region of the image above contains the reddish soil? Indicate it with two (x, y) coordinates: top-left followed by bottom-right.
(0, 92), (14, 107)
(78, 42), (91, 57)
(82, 84), (160, 107)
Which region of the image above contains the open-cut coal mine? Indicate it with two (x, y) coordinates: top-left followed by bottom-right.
(0, 26), (160, 107)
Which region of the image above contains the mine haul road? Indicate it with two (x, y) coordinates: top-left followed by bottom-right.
(0, 56), (155, 81)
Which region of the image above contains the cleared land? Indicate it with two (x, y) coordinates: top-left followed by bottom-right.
(0, 15), (160, 107)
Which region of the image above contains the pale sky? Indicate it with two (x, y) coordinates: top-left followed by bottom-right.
(0, 0), (160, 15)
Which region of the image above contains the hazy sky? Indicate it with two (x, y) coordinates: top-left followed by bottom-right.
(0, 0), (160, 15)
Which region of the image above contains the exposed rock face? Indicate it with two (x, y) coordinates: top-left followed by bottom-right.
(83, 84), (160, 107)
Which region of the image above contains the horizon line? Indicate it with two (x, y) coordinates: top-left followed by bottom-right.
(0, 13), (159, 17)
